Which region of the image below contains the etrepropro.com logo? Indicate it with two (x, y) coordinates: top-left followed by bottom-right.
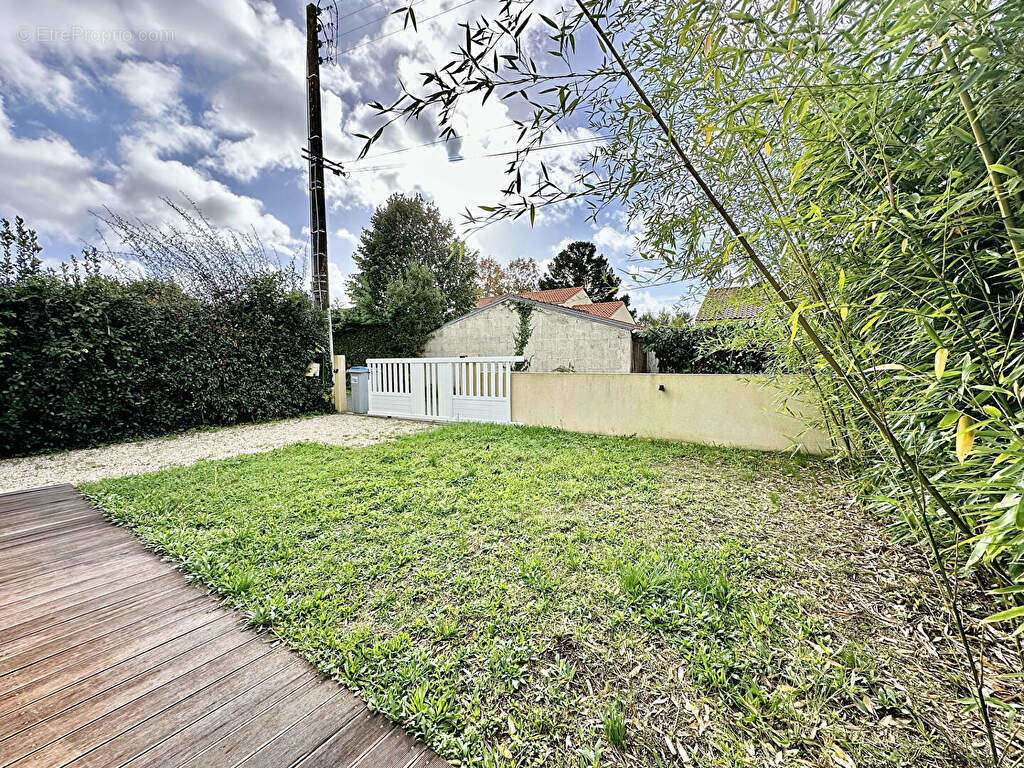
(16, 26), (175, 44)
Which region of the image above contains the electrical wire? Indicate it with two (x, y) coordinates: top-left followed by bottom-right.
(338, 133), (612, 174)
(336, 0), (429, 38)
(337, 0), (477, 55)
(338, 0), (391, 20)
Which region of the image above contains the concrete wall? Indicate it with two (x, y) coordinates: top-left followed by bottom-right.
(510, 373), (831, 453)
(424, 302), (634, 373)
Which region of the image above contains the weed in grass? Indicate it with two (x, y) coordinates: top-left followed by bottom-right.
(603, 701), (627, 749)
(432, 617), (459, 641)
(578, 742), (604, 768)
(247, 603), (274, 627)
(225, 570), (256, 596)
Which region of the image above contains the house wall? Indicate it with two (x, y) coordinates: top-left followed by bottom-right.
(563, 290), (590, 306)
(423, 302), (634, 373)
(609, 305), (635, 324)
(510, 373), (831, 453)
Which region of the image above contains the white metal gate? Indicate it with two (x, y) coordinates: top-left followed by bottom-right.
(366, 357), (523, 424)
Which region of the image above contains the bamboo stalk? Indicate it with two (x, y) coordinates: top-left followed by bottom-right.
(936, 25), (1024, 281)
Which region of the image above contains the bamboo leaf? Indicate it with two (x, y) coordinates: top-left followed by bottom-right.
(934, 347), (948, 380)
(938, 411), (960, 429)
(956, 414), (975, 464)
(981, 605), (1024, 624)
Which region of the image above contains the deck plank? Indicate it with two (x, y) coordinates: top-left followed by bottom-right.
(0, 607), (230, 717)
(2, 572), (182, 641)
(117, 664), (310, 768)
(292, 710), (396, 768)
(0, 485), (448, 768)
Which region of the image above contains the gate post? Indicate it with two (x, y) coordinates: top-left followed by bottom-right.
(332, 355), (346, 413)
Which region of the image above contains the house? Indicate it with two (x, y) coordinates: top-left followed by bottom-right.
(695, 285), (768, 324)
(423, 287), (648, 372)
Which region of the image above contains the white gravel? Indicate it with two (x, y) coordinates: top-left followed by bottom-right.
(0, 414), (435, 493)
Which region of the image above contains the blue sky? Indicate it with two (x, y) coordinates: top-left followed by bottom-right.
(0, 0), (700, 316)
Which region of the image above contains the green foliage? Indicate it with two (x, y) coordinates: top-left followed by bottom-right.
(331, 314), (404, 367)
(383, 261), (445, 355)
(85, 425), (984, 767)
(347, 193), (477, 322)
(602, 702), (627, 749)
(477, 256), (540, 296)
(0, 222), (330, 457)
(636, 308), (692, 327)
(639, 323), (774, 374)
(539, 241), (628, 305)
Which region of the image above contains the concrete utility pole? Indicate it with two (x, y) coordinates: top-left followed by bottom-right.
(305, 2), (335, 384)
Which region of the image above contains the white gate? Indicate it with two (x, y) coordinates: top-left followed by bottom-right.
(366, 357), (523, 424)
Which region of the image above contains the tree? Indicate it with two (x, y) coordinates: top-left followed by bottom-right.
(538, 241), (628, 305)
(347, 193), (476, 322)
(636, 308), (692, 328)
(382, 261), (444, 354)
(477, 256), (539, 295)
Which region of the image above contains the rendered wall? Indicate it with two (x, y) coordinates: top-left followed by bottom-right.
(510, 373), (831, 453)
(424, 302), (634, 373)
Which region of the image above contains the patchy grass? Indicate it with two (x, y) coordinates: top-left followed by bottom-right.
(83, 424), (1008, 767)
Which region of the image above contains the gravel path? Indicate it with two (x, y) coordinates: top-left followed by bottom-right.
(0, 414), (435, 493)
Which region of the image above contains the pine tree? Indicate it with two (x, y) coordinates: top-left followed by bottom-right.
(538, 241), (628, 305)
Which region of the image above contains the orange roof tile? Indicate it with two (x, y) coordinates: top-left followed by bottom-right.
(516, 286), (585, 305)
(571, 301), (626, 320)
(474, 295), (507, 309)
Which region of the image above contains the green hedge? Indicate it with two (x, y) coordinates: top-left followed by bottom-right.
(638, 324), (775, 374)
(331, 315), (413, 366)
(0, 273), (331, 458)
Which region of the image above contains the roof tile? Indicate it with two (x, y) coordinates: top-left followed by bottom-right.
(571, 301), (625, 319)
(517, 286), (585, 305)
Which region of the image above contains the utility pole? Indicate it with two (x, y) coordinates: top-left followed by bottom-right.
(305, 2), (335, 384)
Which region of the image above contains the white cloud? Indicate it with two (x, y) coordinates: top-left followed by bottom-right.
(109, 60), (182, 116)
(335, 227), (358, 244)
(592, 224), (635, 254)
(1, 0), (595, 264)
(327, 261), (350, 306)
(550, 238), (574, 257)
(0, 97), (114, 239)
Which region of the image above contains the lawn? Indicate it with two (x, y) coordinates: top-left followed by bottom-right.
(84, 424), (992, 767)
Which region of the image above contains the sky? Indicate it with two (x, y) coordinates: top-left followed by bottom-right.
(0, 0), (701, 316)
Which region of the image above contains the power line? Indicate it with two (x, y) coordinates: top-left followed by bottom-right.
(338, 0), (391, 20)
(336, 0), (428, 38)
(337, 0), (477, 55)
(339, 133), (613, 174)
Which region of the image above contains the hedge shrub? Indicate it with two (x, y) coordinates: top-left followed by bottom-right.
(331, 314), (417, 366)
(638, 323), (775, 374)
(0, 272), (331, 457)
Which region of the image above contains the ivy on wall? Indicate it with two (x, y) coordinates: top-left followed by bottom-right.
(510, 300), (535, 371)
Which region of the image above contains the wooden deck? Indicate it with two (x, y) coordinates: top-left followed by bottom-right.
(0, 485), (448, 768)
